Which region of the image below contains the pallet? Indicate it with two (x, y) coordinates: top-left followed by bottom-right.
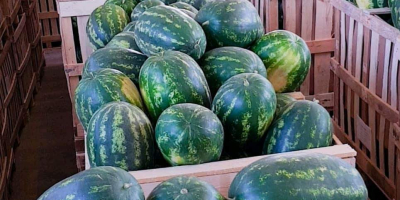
(331, 0), (400, 199)
(39, 0), (61, 48)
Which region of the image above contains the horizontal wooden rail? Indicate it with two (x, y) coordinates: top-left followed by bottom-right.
(39, 11), (59, 19)
(306, 39), (335, 54)
(366, 7), (391, 15)
(42, 35), (61, 43)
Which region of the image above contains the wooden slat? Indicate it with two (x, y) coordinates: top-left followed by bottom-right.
(368, 31), (379, 164)
(306, 39), (335, 54)
(354, 22), (363, 147)
(339, 11), (345, 128)
(38, 11), (58, 19)
(300, 0), (314, 96)
(305, 92), (334, 108)
(77, 16), (93, 62)
(47, 0), (60, 38)
(64, 63), (83, 76)
(283, 0), (297, 32)
(267, 0), (279, 31)
(365, 7), (391, 15)
(40, 0), (51, 47)
(60, 17), (77, 65)
(41, 35), (61, 43)
(346, 17), (354, 142)
(58, 0), (106, 17)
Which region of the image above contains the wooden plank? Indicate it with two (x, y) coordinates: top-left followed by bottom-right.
(65, 63), (83, 76)
(305, 92), (334, 108)
(283, 0), (296, 32)
(40, 0), (51, 47)
(346, 17), (354, 141)
(268, 0), (279, 32)
(300, 0), (314, 96)
(58, 0), (106, 17)
(331, 58), (399, 123)
(41, 35), (61, 43)
(77, 16), (93, 62)
(354, 22), (363, 147)
(306, 39), (335, 54)
(47, 0), (60, 39)
(365, 7), (391, 15)
(339, 11), (346, 128)
(60, 17), (77, 65)
(38, 11), (59, 19)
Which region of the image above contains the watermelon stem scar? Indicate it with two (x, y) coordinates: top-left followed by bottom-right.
(180, 188), (188, 194)
(123, 183), (133, 189)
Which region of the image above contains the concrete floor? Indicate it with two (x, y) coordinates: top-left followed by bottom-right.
(10, 48), (77, 200)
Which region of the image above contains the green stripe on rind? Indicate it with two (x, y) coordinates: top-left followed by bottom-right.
(263, 100), (333, 154)
(169, 2), (198, 14)
(356, 0), (388, 8)
(148, 176), (224, 200)
(155, 103), (223, 166)
(251, 30), (311, 93)
(38, 166), (145, 200)
(139, 51), (212, 122)
(75, 68), (144, 131)
(134, 5), (207, 60)
(178, 9), (196, 18)
(211, 73), (276, 156)
(390, 0), (400, 29)
(229, 152), (368, 200)
(86, 4), (129, 50)
(105, 32), (142, 52)
(82, 48), (147, 86)
(123, 21), (137, 32)
(177, 0), (215, 9)
(195, 0), (264, 48)
(131, 0), (165, 21)
(105, 0), (139, 16)
(275, 93), (296, 115)
(199, 46), (267, 95)
(87, 102), (154, 171)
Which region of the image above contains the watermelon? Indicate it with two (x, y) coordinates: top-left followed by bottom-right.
(105, 0), (138, 16)
(87, 102), (154, 171)
(82, 48), (147, 86)
(105, 32), (141, 52)
(195, 0), (264, 48)
(263, 100), (333, 154)
(131, 0), (165, 21)
(123, 21), (137, 32)
(390, 0), (400, 29)
(134, 6), (207, 60)
(251, 30), (311, 93)
(38, 166), (144, 200)
(86, 4), (129, 50)
(139, 51), (212, 121)
(177, 0), (214, 9)
(75, 69), (144, 131)
(179, 9), (196, 18)
(211, 73), (276, 155)
(169, 2), (198, 14)
(356, 0), (388, 9)
(229, 152), (368, 200)
(275, 93), (296, 115)
(138, 0), (177, 5)
(155, 103), (223, 166)
(199, 47), (267, 95)
(148, 176), (224, 200)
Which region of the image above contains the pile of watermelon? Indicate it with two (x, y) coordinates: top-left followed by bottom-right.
(38, 0), (369, 199)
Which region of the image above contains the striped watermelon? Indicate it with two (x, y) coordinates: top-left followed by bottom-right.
(251, 30), (311, 93)
(195, 0), (264, 48)
(178, 9), (196, 18)
(169, 2), (198, 14)
(138, 0), (177, 5)
(155, 103), (223, 166)
(148, 176), (224, 200)
(177, 0), (215, 9)
(390, 0), (400, 29)
(87, 102), (154, 171)
(86, 4), (129, 50)
(229, 152), (368, 200)
(199, 47), (267, 95)
(211, 73), (276, 156)
(105, 32), (141, 52)
(131, 0), (165, 21)
(105, 0), (138, 16)
(134, 6), (207, 60)
(139, 51), (212, 121)
(83, 48), (147, 86)
(75, 69), (144, 131)
(356, 0), (388, 9)
(123, 21), (137, 32)
(275, 93), (296, 115)
(38, 166), (144, 200)
(263, 100), (332, 154)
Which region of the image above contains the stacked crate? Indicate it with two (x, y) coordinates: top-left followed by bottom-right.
(0, 0), (44, 199)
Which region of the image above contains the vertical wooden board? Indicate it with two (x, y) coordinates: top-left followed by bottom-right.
(388, 125), (395, 182)
(354, 23), (363, 147)
(313, 0), (332, 95)
(40, 0), (51, 47)
(295, 0), (302, 36)
(361, 27), (371, 122)
(299, 0), (314, 96)
(268, 0), (279, 32)
(346, 17), (354, 140)
(77, 16), (93, 63)
(47, 0), (60, 37)
(283, 0), (297, 33)
(259, 0), (265, 33)
(339, 12), (345, 128)
(390, 42), (399, 113)
(368, 31), (379, 165)
(60, 17), (77, 65)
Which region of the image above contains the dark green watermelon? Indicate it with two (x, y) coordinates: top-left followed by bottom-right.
(87, 102), (154, 171)
(178, 9), (196, 18)
(211, 73), (276, 155)
(123, 21), (137, 32)
(86, 4), (129, 50)
(139, 51), (212, 121)
(356, 0), (388, 8)
(263, 100), (333, 154)
(275, 93), (296, 115)
(229, 152), (368, 200)
(75, 69), (144, 131)
(155, 103), (223, 166)
(199, 47), (267, 95)
(169, 2), (198, 14)
(195, 0), (264, 48)
(148, 176), (224, 200)
(105, 32), (141, 52)
(390, 0), (400, 29)
(251, 30), (311, 93)
(105, 0), (138, 16)
(177, 0), (214, 9)
(82, 48), (147, 86)
(134, 6), (207, 60)
(131, 0), (165, 21)
(38, 166), (144, 200)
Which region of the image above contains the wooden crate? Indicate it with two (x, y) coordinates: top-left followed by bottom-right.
(57, 0), (337, 144)
(39, 0), (61, 48)
(330, 0), (400, 199)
